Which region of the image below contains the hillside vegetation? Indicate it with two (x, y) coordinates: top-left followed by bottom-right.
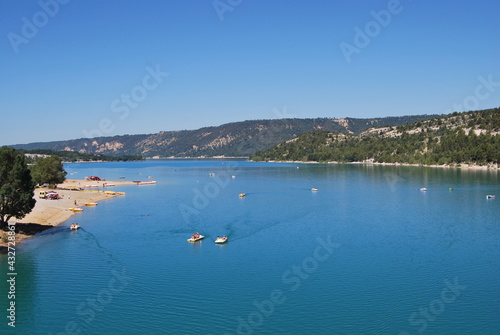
(251, 108), (500, 166)
(11, 115), (436, 158)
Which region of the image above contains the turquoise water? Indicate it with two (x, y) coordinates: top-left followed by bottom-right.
(1, 160), (499, 334)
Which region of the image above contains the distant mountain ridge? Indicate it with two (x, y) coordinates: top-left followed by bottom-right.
(11, 115), (438, 158)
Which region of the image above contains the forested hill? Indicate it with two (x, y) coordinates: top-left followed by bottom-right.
(10, 115), (436, 158)
(251, 108), (500, 166)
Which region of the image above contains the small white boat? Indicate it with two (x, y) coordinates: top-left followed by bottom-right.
(420, 187), (427, 192)
(239, 193), (246, 198)
(70, 224), (80, 230)
(486, 195), (495, 199)
(311, 188), (318, 192)
(215, 236), (228, 244)
(187, 234), (204, 242)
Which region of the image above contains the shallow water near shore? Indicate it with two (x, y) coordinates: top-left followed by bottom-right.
(1, 160), (499, 334)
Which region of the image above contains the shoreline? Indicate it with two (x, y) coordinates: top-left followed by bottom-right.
(357, 161), (499, 170)
(0, 179), (135, 250)
(252, 159), (499, 171)
(146, 156), (249, 160)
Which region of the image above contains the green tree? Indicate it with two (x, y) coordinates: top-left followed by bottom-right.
(0, 147), (36, 228)
(30, 156), (67, 186)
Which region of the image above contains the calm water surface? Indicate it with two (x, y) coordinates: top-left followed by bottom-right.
(1, 160), (499, 334)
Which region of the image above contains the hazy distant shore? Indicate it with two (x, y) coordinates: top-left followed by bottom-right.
(146, 156), (249, 160)
(0, 179), (135, 249)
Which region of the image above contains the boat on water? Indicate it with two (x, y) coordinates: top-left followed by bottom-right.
(486, 195), (495, 199)
(311, 188), (318, 192)
(420, 187), (427, 192)
(70, 224), (80, 230)
(187, 234), (204, 242)
(85, 202), (98, 206)
(215, 236), (228, 244)
(239, 193), (246, 198)
(136, 181), (157, 185)
(68, 207), (83, 212)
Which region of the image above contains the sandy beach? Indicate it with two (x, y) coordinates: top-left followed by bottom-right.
(1, 179), (135, 248)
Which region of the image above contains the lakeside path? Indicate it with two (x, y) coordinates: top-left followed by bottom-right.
(1, 179), (135, 249)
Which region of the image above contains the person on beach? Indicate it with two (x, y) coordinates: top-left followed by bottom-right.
(74, 200), (77, 205)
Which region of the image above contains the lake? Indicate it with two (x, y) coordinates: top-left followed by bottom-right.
(1, 160), (499, 334)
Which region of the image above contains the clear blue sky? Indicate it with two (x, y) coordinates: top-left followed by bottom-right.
(1, 0), (499, 145)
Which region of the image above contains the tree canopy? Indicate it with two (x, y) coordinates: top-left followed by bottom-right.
(21, 149), (144, 162)
(30, 155), (67, 186)
(0, 146), (36, 227)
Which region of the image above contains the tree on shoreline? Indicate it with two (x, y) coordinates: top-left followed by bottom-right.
(30, 155), (67, 186)
(0, 146), (36, 228)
